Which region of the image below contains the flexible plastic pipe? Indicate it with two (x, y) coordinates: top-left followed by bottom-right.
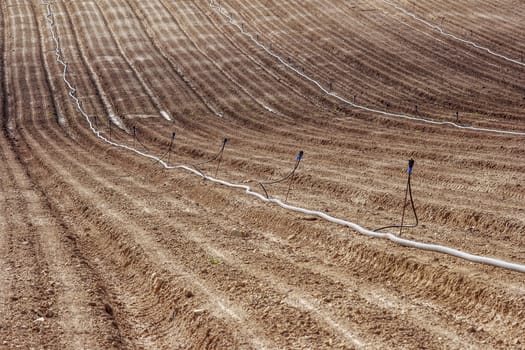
(209, 1), (525, 136)
(43, 1), (525, 274)
(382, 0), (525, 68)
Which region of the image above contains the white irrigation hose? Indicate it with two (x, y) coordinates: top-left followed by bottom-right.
(382, 0), (525, 68)
(42, 1), (525, 274)
(208, 1), (525, 137)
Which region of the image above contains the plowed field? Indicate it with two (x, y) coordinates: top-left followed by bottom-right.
(1, 0), (524, 349)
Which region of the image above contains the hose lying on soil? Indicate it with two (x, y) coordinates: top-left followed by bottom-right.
(43, 0), (525, 274)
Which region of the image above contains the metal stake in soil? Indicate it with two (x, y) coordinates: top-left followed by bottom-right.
(167, 132), (175, 164)
(285, 151), (303, 202)
(214, 138), (228, 177)
(399, 159), (415, 236)
(373, 159), (418, 234)
(133, 126), (136, 149)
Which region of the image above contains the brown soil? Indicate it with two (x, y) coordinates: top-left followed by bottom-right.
(1, 0), (524, 348)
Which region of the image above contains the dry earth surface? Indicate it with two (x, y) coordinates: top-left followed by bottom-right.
(1, 0), (524, 349)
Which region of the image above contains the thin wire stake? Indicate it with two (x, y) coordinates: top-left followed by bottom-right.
(133, 126), (136, 149)
(214, 153), (223, 177)
(285, 151), (303, 202)
(373, 159), (418, 234)
(285, 171), (296, 202)
(167, 132), (175, 164)
(153, 132), (175, 165)
(399, 174), (410, 235)
(214, 138), (228, 177)
(109, 119), (112, 141)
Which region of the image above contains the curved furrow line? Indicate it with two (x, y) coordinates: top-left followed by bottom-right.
(3, 3), (125, 347)
(228, 0), (460, 105)
(158, 0), (390, 136)
(92, 0), (171, 121)
(17, 118), (460, 349)
(133, 2), (336, 136)
(200, 0), (520, 137)
(12, 93), (367, 347)
(365, 3), (525, 112)
(225, 0), (525, 123)
(151, 1), (282, 130)
(208, 1), (525, 136)
(63, 1), (137, 130)
(214, 0), (435, 118)
(151, 0), (294, 125)
(172, 0), (368, 132)
(15, 120), (282, 348)
(374, 3), (524, 104)
(226, 0), (525, 121)
(99, 0), (215, 128)
(121, 0), (296, 133)
(190, 2), (346, 125)
(54, 1), (122, 130)
(386, 0), (525, 61)
(367, 3), (525, 113)
(215, 0), (438, 110)
(46, 0), (525, 283)
(175, 0), (363, 129)
(334, 0), (525, 79)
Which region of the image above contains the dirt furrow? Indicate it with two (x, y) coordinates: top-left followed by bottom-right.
(0, 135), (60, 348)
(216, 0), (525, 125)
(3, 0), (522, 348)
(46, 0), (525, 266)
(13, 122), (279, 348)
(92, 0), (171, 121)
(20, 95), (525, 347)
(3, 87), (449, 348)
(128, 0), (341, 139)
(1, 1), (125, 347)
(61, 1), (127, 129)
(391, 0), (525, 57)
